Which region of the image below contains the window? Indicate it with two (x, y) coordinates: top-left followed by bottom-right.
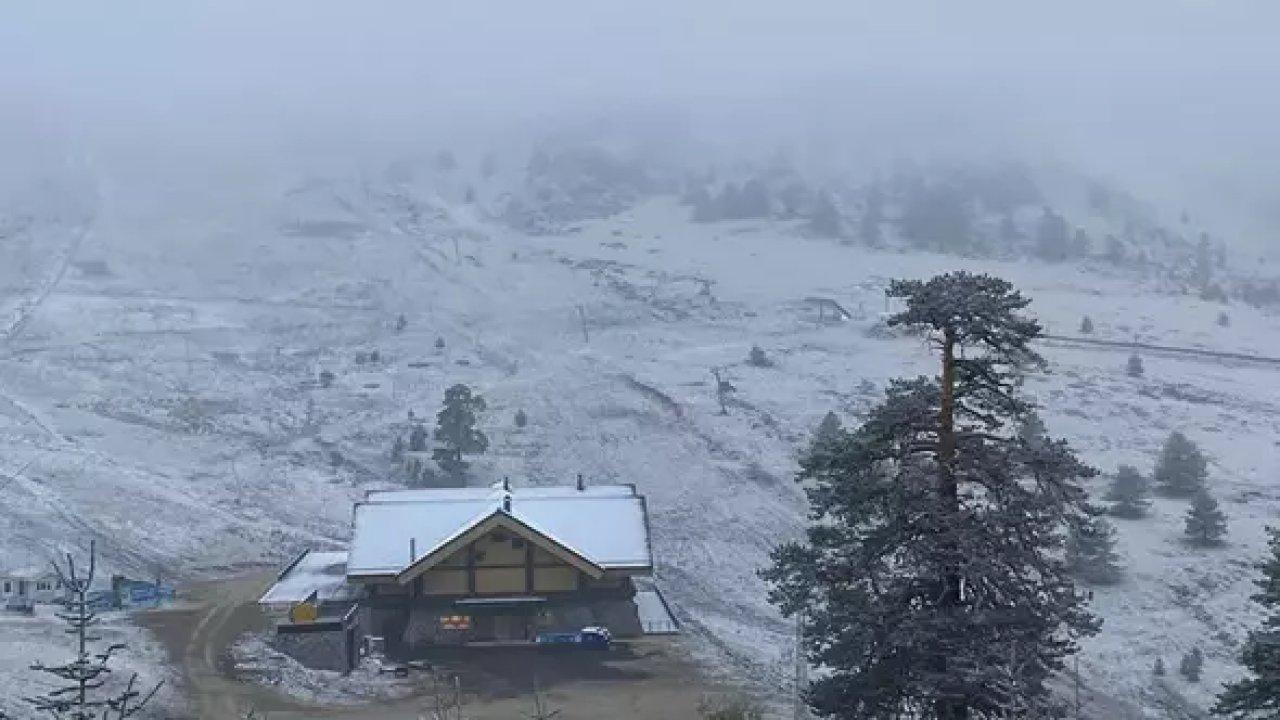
(36, 582), (51, 591)
(2, 581), (9, 594)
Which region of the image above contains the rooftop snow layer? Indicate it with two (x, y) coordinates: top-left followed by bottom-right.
(363, 483), (638, 503)
(259, 550), (359, 605)
(347, 485), (652, 577)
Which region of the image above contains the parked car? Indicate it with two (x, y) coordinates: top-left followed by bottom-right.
(534, 626), (612, 650)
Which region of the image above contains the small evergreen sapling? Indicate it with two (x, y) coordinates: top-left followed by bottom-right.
(408, 423), (429, 452)
(1127, 352), (1145, 377)
(514, 409), (528, 429)
(1218, 311), (1231, 328)
(1066, 505), (1124, 584)
(1180, 648), (1204, 682)
(1155, 431), (1209, 497)
(746, 345), (773, 368)
(1184, 491), (1228, 547)
(1213, 527), (1280, 716)
(1106, 465), (1151, 519)
(1154, 657), (1166, 677)
(24, 541), (163, 719)
(808, 192), (842, 238)
(1080, 316), (1095, 334)
(811, 411), (842, 449)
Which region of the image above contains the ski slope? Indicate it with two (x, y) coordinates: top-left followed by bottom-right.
(1, 182), (1277, 717)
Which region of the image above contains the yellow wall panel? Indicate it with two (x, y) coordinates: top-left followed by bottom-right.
(422, 569), (469, 595)
(533, 566), (578, 593)
(475, 567), (526, 594)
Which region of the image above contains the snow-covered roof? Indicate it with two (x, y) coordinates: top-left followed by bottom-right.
(259, 550), (360, 606)
(0, 566), (58, 580)
(347, 483), (652, 578)
(363, 484), (638, 502)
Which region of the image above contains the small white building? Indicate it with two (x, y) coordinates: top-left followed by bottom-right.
(1, 568), (64, 605)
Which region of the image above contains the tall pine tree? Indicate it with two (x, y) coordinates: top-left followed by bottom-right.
(432, 384), (488, 477)
(1213, 527), (1280, 716)
(1155, 431), (1209, 497)
(1106, 465), (1151, 519)
(764, 272), (1098, 719)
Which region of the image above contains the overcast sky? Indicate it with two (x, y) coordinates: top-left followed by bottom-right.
(2, 1), (1278, 238)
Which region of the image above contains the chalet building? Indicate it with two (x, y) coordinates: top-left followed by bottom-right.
(261, 479), (664, 662)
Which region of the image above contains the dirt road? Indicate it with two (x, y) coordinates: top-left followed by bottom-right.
(138, 571), (324, 719)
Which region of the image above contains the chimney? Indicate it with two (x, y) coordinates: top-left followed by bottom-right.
(409, 537), (416, 563)
(576, 473), (585, 492)
(502, 476), (511, 492)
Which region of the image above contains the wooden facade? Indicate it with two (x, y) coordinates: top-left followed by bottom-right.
(364, 514), (630, 604)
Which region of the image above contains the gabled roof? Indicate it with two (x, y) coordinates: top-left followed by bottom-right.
(346, 483), (653, 580)
(396, 509), (605, 583)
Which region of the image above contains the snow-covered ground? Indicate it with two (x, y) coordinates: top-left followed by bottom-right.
(1, 179), (1277, 717)
(230, 632), (421, 706)
(0, 604), (179, 719)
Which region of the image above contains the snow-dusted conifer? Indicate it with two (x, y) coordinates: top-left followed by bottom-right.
(808, 192), (842, 238)
(1066, 505), (1124, 584)
(408, 423), (429, 452)
(1106, 465), (1151, 519)
(1127, 352), (1145, 377)
(433, 384), (488, 477)
(811, 411), (842, 449)
(747, 345), (772, 368)
(1180, 648), (1204, 682)
(1035, 207), (1071, 262)
(1184, 491), (1228, 547)
(1154, 431), (1209, 498)
(25, 541), (163, 719)
(1213, 527), (1280, 716)
(764, 272), (1098, 718)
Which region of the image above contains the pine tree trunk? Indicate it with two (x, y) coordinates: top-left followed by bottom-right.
(937, 329), (967, 720)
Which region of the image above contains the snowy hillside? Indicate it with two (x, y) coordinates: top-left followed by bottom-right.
(1, 174), (1278, 716)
